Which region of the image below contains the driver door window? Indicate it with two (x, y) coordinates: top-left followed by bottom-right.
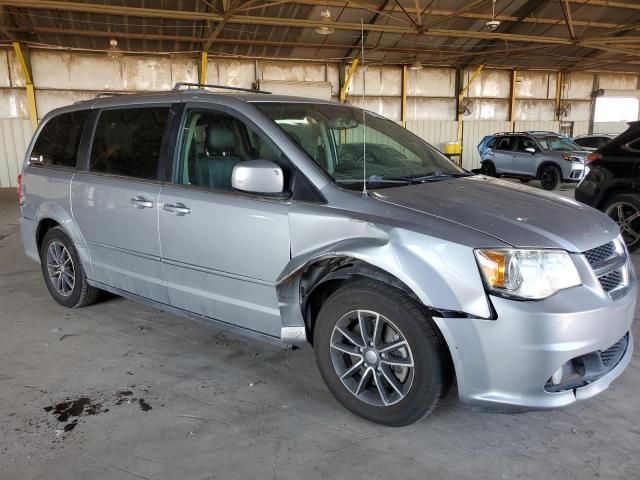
(515, 136), (538, 153)
(175, 109), (283, 191)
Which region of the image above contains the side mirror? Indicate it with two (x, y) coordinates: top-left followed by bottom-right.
(232, 160), (285, 196)
(524, 147), (537, 155)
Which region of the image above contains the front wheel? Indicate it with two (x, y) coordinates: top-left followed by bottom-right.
(539, 165), (561, 190)
(313, 280), (449, 426)
(604, 194), (640, 252)
(480, 161), (497, 177)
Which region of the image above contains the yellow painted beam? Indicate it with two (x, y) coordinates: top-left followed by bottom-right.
(339, 57), (359, 102)
(555, 71), (563, 121)
(401, 64), (408, 127)
(199, 51), (208, 84)
(510, 69), (517, 124)
(457, 64), (484, 142)
(12, 42), (37, 130)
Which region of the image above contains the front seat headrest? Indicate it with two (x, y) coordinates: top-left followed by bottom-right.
(206, 121), (236, 154)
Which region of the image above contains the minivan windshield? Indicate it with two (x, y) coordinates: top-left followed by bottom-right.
(255, 102), (466, 189)
(534, 134), (581, 152)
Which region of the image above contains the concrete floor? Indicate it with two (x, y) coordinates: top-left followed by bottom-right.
(1, 184), (639, 480)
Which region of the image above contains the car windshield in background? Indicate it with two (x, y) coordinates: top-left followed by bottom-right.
(535, 135), (581, 152)
(254, 102), (466, 189)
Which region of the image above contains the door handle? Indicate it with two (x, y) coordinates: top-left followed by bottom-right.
(163, 202), (191, 216)
(130, 196), (154, 209)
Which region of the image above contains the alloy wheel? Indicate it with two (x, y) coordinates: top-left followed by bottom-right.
(541, 168), (557, 189)
(46, 241), (75, 297)
(329, 309), (415, 407)
(605, 201), (640, 248)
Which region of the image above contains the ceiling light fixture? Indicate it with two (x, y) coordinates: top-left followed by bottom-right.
(108, 38), (123, 58)
(485, 0), (500, 31)
(315, 10), (335, 35)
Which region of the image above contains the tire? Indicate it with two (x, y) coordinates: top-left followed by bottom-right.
(539, 165), (561, 190)
(480, 161), (497, 177)
(604, 193), (640, 252)
(519, 178), (532, 183)
(40, 227), (100, 308)
(313, 280), (449, 426)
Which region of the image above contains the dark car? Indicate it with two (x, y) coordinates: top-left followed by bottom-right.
(575, 121), (640, 251)
(573, 133), (617, 151)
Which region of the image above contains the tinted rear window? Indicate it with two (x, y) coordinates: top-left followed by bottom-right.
(90, 107), (169, 179)
(31, 110), (89, 168)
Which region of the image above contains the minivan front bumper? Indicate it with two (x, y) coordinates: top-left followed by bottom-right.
(433, 283), (636, 411)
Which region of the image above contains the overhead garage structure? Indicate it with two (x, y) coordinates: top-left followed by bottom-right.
(1, 0), (640, 186)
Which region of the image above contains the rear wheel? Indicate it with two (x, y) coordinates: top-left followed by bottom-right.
(539, 165), (561, 190)
(313, 280), (449, 426)
(604, 194), (640, 252)
(40, 227), (100, 308)
(480, 161), (497, 177)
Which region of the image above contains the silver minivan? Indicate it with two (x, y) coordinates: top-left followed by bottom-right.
(19, 86), (635, 426)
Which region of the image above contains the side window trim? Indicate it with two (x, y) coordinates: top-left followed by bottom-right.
(86, 103), (173, 182)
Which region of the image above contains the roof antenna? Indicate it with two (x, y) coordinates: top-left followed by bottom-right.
(360, 18), (368, 198)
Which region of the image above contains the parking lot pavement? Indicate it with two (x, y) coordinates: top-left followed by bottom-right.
(1, 187), (638, 480)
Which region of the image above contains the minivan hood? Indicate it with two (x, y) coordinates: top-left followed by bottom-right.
(372, 176), (617, 252)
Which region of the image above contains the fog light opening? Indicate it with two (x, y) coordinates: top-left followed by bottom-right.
(549, 361), (576, 386)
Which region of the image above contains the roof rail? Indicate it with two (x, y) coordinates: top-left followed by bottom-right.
(94, 92), (127, 99)
(173, 82), (271, 94)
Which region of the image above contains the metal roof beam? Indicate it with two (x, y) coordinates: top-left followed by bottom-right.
(560, 0), (576, 40)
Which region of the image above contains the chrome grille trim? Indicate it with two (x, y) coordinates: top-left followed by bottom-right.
(582, 239), (630, 299)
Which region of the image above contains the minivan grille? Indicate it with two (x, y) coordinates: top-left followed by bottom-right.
(584, 242), (615, 265)
(599, 270), (623, 292)
(582, 241), (628, 298)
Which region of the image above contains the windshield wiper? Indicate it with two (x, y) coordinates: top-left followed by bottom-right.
(407, 171), (474, 182)
(336, 177), (414, 186)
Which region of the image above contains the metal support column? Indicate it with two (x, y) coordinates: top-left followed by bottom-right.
(401, 64), (407, 127)
(340, 57), (359, 103)
(510, 69), (517, 129)
(555, 71), (563, 122)
(199, 51), (208, 84)
(12, 42), (37, 129)
(457, 64), (484, 143)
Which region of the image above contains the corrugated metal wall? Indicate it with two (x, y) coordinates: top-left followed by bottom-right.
(2, 49), (640, 188)
(572, 121), (591, 137)
(514, 121), (560, 132)
(0, 118), (32, 188)
(406, 121), (458, 151)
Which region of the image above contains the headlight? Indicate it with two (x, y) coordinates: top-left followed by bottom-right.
(474, 249), (581, 300)
(561, 154), (582, 163)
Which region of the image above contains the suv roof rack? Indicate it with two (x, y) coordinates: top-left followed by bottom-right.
(173, 82), (271, 94)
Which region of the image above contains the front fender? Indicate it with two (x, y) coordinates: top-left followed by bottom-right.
(277, 207), (493, 340)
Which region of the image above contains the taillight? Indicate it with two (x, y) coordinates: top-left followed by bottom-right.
(17, 173), (24, 206)
(586, 152), (601, 164)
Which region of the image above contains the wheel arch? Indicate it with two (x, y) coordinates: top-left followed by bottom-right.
(536, 161), (562, 179)
(597, 186), (639, 211)
(32, 202), (92, 276)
